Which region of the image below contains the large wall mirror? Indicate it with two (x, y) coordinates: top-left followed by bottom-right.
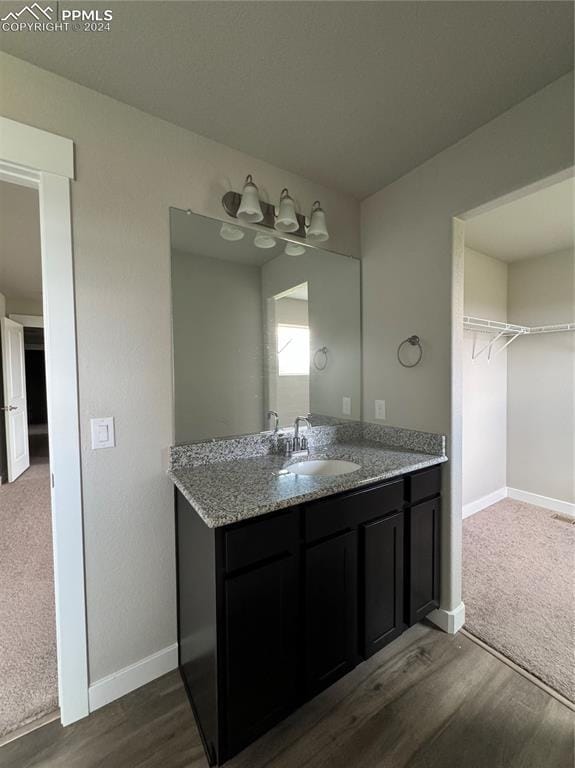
(171, 207), (361, 443)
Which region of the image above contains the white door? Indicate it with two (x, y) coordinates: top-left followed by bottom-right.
(1, 317), (30, 481)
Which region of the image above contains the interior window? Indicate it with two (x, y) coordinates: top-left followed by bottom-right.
(277, 324), (310, 376)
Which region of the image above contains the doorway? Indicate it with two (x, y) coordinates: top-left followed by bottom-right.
(0, 180), (58, 741)
(266, 282), (310, 429)
(0, 117), (88, 736)
(453, 171), (575, 705)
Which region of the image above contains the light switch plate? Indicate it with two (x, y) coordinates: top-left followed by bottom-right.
(90, 417), (115, 449)
(342, 396), (352, 416)
(375, 400), (386, 420)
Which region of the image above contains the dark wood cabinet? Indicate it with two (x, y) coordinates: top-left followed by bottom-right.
(225, 553), (299, 756)
(305, 530), (358, 696)
(361, 511), (405, 658)
(406, 496), (440, 625)
(176, 465), (443, 765)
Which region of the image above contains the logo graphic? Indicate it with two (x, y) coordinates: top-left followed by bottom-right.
(1, 3), (53, 21)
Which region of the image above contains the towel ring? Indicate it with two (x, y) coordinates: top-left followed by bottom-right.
(313, 346), (328, 371)
(397, 335), (423, 368)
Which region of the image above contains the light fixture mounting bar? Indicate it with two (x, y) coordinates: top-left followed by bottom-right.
(221, 190), (307, 238)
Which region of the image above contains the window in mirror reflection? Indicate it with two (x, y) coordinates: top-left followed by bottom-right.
(277, 325), (310, 376)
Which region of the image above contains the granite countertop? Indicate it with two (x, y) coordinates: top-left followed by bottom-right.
(169, 439), (447, 528)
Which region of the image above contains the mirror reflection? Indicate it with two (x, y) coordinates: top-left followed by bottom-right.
(171, 208), (361, 443)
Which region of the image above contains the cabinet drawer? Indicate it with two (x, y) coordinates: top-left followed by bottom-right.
(406, 466), (441, 504)
(304, 480), (403, 543)
(224, 511), (299, 573)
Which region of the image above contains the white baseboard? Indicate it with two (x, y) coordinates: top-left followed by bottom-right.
(428, 602), (466, 635)
(88, 643), (178, 712)
(507, 487), (575, 517)
(462, 487), (507, 519)
(463, 487), (575, 519)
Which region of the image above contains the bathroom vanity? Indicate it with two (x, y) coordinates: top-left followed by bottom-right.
(168, 203), (445, 765)
(173, 446), (443, 765)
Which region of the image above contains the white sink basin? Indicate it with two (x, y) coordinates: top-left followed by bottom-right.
(287, 459), (361, 477)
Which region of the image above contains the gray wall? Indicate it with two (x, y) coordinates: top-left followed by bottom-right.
(172, 249), (264, 442)
(0, 180), (43, 313)
(507, 248), (574, 502)
(361, 71), (573, 614)
(0, 52), (360, 684)
(463, 248), (508, 507)
(5, 297), (44, 315)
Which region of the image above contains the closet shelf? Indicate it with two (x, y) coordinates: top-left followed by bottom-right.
(463, 316), (575, 360)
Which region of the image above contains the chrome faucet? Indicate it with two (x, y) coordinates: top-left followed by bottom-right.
(292, 416), (312, 455)
(266, 410), (279, 434)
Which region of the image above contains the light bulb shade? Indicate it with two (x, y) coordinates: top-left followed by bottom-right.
(237, 175), (264, 223)
(254, 233), (276, 249)
(220, 223), (245, 241)
(307, 201), (329, 243)
(275, 188), (299, 233)
(284, 242), (306, 256)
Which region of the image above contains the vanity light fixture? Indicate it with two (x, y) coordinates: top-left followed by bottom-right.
(275, 188), (299, 233)
(254, 232), (277, 249)
(236, 175), (264, 223)
(306, 201), (329, 243)
(222, 178), (329, 243)
(284, 242), (306, 256)
(219, 223), (245, 241)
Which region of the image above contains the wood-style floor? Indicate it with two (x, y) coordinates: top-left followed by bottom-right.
(1, 623), (572, 768)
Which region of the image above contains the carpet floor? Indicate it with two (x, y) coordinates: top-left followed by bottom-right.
(0, 459), (58, 739)
(463, 497), (575, 702)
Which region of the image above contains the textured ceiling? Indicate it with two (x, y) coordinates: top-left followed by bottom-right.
(465, 177), (574, 262)
(1, 1), (573, 199)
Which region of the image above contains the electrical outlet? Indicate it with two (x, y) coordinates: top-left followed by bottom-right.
(375, 400), (386, 420)
(342, 396), (351, 416)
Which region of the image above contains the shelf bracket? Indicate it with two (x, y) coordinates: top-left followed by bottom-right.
(492, 331), (524, 358)
(472, 329), (526, 361)
(472, 330), (505, 361)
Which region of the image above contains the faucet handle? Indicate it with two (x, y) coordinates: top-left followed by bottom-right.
(276, 434), (293, 456)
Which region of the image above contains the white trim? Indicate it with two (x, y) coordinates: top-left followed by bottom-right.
(463, 487), (508, 519)
(458, 166), (574, 221)
(40, 172), (88, 725)
(428, 602), (466, 634)
(507, 487), (575, 517)
(0, 120), (88, 726)
(8, 314), (44, 328)
(88, 644), (179, 712)
(0, 160), (39, 189)
(0, 116), (74, 179)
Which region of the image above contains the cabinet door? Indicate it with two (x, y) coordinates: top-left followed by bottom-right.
(225, 553), (299, 758)
(362, 511), (405, 658)
(406, 497), (440, 625)
(305, 530), (358, 697)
